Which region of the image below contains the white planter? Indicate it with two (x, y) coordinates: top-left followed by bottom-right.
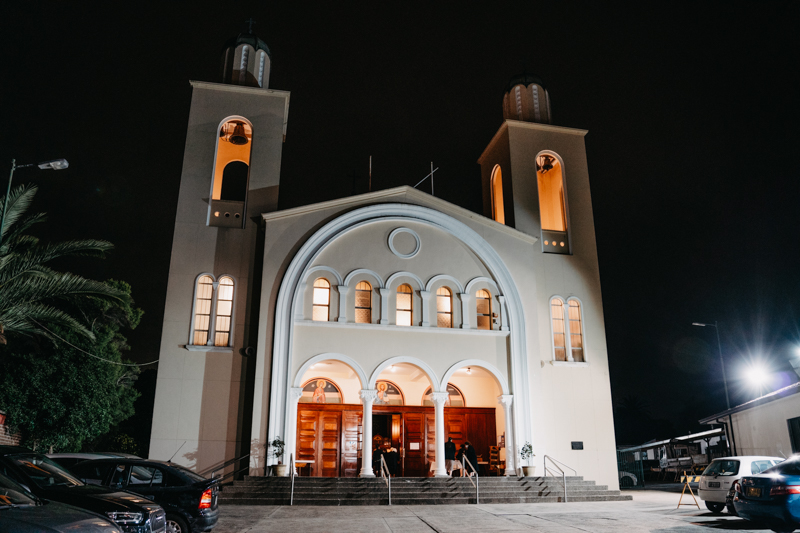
(522, 465), (536, 477)
(274, 464), (290, 477)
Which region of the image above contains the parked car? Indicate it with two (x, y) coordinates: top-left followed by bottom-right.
(48, 452), (141, 472)
(734, 455), (800, 533)
(0, 471), (123, 532)
(71, 458), (220, 533)
(698, 455), (784, 514)
(0, 446), (166, 533)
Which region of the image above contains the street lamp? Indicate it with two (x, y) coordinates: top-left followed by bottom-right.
(693, 321), (730, 410)
(0, 158), (69, 247)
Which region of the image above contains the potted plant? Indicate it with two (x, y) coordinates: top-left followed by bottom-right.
(520, 442), (536, 477)
(269, 437), (289, 477)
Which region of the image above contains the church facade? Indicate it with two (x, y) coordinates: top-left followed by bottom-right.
(149, 30), (619, 487)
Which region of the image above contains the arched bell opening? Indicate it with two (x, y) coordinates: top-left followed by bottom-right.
(208, 117), (252, 228)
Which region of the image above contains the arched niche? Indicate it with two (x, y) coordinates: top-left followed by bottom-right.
(209, 117), (252, 228)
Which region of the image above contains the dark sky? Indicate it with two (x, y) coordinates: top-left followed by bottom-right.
(3, 1), (799, 443)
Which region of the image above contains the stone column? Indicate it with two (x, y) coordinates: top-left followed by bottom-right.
(359, 389), (378, 477)
(337, 285), (350, 323)
(379, 289), (390, 325)
(431, 392), (450, 477)
(285, 388), (303, 467)
(498, 295), (509, 331)
(459, 293), (471, 329)
(420, 290), (431, 327)
(498, 395), (515, 476)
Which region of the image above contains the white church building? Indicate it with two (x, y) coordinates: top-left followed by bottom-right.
(149, 28), (619, 487)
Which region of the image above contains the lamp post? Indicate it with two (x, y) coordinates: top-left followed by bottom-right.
(692, 321), (730, 410)
(1, 158), (69, 247)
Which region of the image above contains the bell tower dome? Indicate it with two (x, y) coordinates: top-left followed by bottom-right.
(502, 73), (552, 124)
(220, 20), (272, 89)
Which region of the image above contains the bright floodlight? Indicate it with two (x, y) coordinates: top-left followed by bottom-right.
(749, 364), (768, 386)
(37, 159), (69, 170)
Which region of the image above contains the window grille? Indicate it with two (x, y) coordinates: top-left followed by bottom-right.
(396, 284), (413, 326)
(355, 281), (372, 324)
(436, 287), (452, 328)
(312, 278), (330, 322)
(476, 289), (492, 330)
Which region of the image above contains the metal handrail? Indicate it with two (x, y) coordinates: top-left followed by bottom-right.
(198, 453), (251, 478)
(290, 454), (295, 506)
(379, 454), (392, 505)
(461, 455), (479, 504)
(543, 455), (576, 502)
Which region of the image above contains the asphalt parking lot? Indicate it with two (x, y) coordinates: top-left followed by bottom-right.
(213, 489), (782, 532)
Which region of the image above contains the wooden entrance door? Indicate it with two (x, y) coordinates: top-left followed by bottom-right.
(296, 409), (342, 477)
(403, 412), (427, 476)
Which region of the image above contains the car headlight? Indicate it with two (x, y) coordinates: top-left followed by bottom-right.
(106, 511), (143, 524)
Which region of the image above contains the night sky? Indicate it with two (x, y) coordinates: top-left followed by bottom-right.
(3, 2), (799, 444)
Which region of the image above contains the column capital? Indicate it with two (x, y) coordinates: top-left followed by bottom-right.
(498, 394), (513, 408)
(431, 391), (449, 406)
(459, 293), (471, 301)
(379, 288), (390, 297)
(337, 285), (350, 294)
(359, 389), (378, 404)
(420, 290), (431, 299)
(289, 387), (304, 403)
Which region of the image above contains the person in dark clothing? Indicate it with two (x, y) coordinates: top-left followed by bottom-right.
(444, 437), (456, 475)
(372, 446), (385, 474)
(386, 447), (400, 476)
(463, 441), (478, 477)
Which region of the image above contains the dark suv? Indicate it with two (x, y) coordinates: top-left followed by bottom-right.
(71, 458), (219, 533)
(0, 446), (165, 533)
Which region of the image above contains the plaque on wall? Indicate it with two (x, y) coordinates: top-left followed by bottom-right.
(571, 441), (584, 450)
(409, 442), (420, 450)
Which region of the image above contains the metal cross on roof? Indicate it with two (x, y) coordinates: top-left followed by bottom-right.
(246, 18), (257, 33)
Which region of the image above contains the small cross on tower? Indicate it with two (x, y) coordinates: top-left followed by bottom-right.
(246, 18), (257, 33)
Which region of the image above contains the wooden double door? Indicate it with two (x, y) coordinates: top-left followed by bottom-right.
(296, 403), (496, 477)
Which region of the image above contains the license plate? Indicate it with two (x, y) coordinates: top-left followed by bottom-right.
(746, 487), (762, 498)
(709, 482), (720, 488)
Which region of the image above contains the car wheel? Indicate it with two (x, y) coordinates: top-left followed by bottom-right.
(725, 487), (737, 516)
(705, 501), (725, 514)
(166, 514), (190, 533)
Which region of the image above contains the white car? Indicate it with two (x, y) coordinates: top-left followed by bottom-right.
(698, 455), (784, 514)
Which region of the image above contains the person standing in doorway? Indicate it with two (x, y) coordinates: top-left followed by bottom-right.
(445, 437), (456, 476)
(463, 441), (478, 477)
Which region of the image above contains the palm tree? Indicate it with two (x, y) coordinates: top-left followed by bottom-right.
(0, 184), (128, 344)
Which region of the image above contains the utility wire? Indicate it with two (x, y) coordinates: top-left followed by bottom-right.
(25, 315), (159, 367)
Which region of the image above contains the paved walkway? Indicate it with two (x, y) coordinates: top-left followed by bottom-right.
(214, 490), (775, 532)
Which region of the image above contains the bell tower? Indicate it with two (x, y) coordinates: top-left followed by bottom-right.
(149, 23), (290, 473)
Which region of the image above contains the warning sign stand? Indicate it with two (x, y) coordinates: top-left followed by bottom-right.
(677, 471), (700, 509)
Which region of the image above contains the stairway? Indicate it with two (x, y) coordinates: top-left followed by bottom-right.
(219, 476), (632, 505)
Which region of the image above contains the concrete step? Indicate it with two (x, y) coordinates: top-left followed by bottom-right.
(219, 475), (627, 506)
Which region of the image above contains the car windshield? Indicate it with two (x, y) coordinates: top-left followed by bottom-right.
(702, 460), (740, 476)
(9, 454), (84, 488)
(764, 457), (800, 476)
(169, 464), (206, 483)
(0, 473), (38, 507)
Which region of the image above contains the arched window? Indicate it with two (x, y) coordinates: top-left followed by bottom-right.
(550, 297), (585, 362)
(192, 275), (214, 345)
(209, 118), (252, 228)
(536, 152), (570, 254)
(550, 298), (567, 361)
(214, 277), (234, 346)
(396, 284), (413, 326)
(355, 281), (372, 324)
(476, 289), (492, 330)
(312, 278), (331, 322)
(190, 274), (236, 348)
(436, 287), (452, 328)
(567, 299), (584, 362)
(491, 165), (505, 225)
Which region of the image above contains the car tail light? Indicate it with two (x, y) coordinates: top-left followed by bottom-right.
(770, 485), (800, 496)
(199, 488), (213, 509)
(734, 481), (741, 493)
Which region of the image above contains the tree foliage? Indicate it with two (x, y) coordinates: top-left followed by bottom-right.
(0, 280), (143, 451)
(0, 184), (128, 344)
